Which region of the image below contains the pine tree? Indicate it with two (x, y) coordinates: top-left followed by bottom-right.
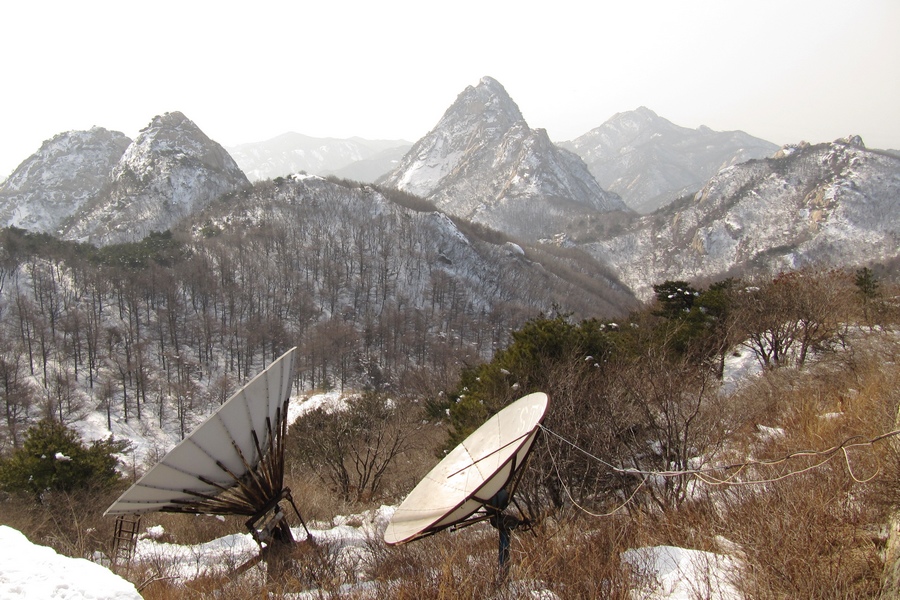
(0, 419), (128, 500)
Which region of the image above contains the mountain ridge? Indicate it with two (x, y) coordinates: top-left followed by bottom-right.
(560, 106), (779, 214)
(1, 78), (897, 313)
(582, 136), (900, 300)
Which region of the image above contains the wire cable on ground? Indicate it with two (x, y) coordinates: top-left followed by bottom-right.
(539, 424), (900, 514)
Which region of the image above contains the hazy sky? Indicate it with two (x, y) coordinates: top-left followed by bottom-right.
(2, 0), (898, 179)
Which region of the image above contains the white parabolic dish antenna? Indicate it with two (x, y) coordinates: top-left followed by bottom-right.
(104, 347), (297, 517)
(384, 392), (548, 545)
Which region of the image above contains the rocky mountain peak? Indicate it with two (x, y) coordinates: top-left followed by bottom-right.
(610, 106), (663, 130)
(122, 111), (234, 173)
(379, 77), (626, 241)
(419, 75), (527, 157)
(60, 112), (249, 245)
(0, 127), (132, 233)
(836, 134), (865, 149)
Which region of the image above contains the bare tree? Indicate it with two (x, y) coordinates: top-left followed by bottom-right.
(734, 269), (849, 369)
(289, 392), (424, 502)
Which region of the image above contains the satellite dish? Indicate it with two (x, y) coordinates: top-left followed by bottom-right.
(384, 392), (548, 569)
(105, 347), (311, 569)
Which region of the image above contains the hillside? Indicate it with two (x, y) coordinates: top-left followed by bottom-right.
(2, 264), (898, 598)
(0, 127), (131, 233)
(582, 137), (900, 300)
(0, 174), (637, 455)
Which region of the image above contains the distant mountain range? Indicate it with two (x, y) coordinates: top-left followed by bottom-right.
(583, 136), (900, 299)
(559, 106), (779, 214)
(0, 76), (897, 308)
(226, 133), (410, 183)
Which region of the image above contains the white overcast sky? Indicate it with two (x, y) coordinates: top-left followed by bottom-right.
(1, 0), (898, 179)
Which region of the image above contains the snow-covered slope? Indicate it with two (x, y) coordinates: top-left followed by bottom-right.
(61, 112), (249, 245)
(227, 133), (411, 182)
(379, 77), (628, 241)
(561, 107), (778, 214)
(0, 526), (142, 599)
(0, 127), (131, 233)
(585, 136), (900, 300)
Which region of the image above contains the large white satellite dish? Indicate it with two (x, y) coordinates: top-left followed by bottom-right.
(105, 347), (298, 519)
(384, 392), (548, 549)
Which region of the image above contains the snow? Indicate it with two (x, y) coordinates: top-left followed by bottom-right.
(130, 505), (395, 585)
(0, 525), (142, 599)
(719, 347), (761, 394)
(623, 545), (740, 599)
(72, 408), (184, 471)
(288, 391), (348, 424)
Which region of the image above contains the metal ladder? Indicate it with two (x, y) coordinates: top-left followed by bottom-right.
(111, 514), (141, 568)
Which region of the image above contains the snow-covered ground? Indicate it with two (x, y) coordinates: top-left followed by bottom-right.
(0, 525), (142, 599)
(623, 546), (739, 600)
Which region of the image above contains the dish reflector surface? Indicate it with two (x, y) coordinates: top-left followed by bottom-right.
(104, 348), (296, 516)
(384, 392), (548, 545)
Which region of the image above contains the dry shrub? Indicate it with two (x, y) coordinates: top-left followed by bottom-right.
(0, 485), (124, 559)
(515, 512), (637, 599)
(722, 471), (884, 599)
(137, 536), (344, 599)
(366, 525), (499, 598)
(283, 420), (447, 523)
(139, 512), (246, 546)
(284, 468), (347, 523)
(362, 511), (644, 599)
(709, 331), (900, 598)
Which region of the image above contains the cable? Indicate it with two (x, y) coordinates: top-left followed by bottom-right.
(544, 430), (646, 518)
(538, 424), (900, 513)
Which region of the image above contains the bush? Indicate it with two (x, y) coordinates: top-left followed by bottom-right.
(288, 392), (424, 503)
(0, 419), (129, 500)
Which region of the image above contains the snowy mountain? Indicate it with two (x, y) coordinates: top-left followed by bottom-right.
(379, 77), (628, 241)
(583, 136), (900, 300)
(61, 112), (249, 245)
(0, 127), (131, 234)
(227, 133), (411, 182)
(560, 107), (779, 214)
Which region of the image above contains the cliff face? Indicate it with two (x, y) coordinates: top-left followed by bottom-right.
(0, 127), (131, 233)
(61, 112), (249, 245)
